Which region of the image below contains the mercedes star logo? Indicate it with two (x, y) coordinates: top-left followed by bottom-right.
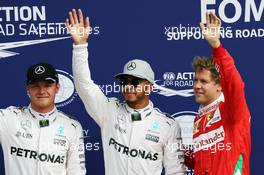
(35, 66), (45, 74)
(127, 62), (136, 71)
(21, 120), (32, 130)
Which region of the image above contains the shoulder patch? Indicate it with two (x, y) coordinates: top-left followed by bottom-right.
(164, 112), (175, 120)
(108, 97), (122, 108)
(9, 106), (25, 116)
(58, 110), (80, 129)
(71, 122), (78, 129)
(0, 109), (4, 116)
(0, 106), (26, 118)
(153, 108), (175, 121)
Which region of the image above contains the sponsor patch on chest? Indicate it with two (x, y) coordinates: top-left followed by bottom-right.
(145, 134), (159, 143)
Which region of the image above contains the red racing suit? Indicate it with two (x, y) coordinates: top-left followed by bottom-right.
(186, 45), (251, 175)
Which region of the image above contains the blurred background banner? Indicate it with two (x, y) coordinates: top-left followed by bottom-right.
(0, 0), (262, 174)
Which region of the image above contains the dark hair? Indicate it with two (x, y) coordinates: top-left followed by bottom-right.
(192, 56), (220, 84)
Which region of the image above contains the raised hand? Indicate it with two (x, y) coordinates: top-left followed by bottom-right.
(65, 9), (90, 45)
(200, 12), (221, 48)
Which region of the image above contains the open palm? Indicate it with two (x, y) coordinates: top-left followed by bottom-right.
(65, 9), (90, 45)
(200, 12), (221, 47)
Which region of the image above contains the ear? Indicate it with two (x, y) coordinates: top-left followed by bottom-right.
(55, 83), (60, 93)
(149, 84), (154, 92)
(217, 84), (222, 92)
(26, 85), (31, 98)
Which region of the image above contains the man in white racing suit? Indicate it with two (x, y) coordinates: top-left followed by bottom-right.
(0, 63), (86, 175)
(66, 9), (186, 175)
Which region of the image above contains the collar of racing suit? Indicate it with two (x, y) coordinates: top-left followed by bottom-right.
(28, 104), (58, 128)
(125, 101), (154, 121)
(198, 92), (225, 116)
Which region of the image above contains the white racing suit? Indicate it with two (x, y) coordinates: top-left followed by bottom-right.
(72, 43), (186, 175)
(0, 106), (86, 175)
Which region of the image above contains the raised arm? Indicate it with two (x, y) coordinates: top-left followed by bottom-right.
(66, 9), (115, 127)
(201, 12), (250, 124)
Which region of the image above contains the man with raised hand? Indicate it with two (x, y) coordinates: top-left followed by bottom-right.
(0, 63), (86, 175)
(66, 9), (186, 175)
(185, 13), (251, 175)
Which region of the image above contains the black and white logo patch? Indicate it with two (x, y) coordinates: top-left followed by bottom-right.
(15, 131), (33, 139)
(145, 134), (159, 143)
(54, 138), (67, 147)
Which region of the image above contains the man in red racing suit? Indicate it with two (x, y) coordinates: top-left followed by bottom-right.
(185, 13), (251, 175)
